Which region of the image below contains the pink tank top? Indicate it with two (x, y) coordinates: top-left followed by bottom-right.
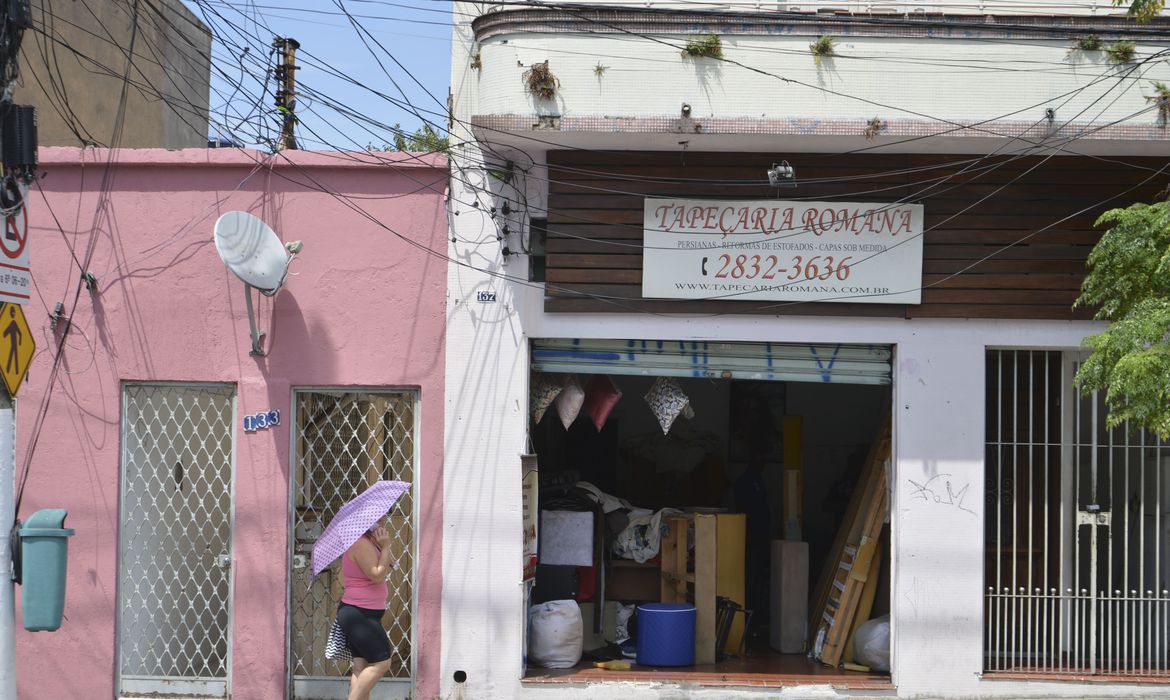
(341, 542), (389, 610)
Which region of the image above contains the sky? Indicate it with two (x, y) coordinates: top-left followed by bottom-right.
(182, 0), (454, 150)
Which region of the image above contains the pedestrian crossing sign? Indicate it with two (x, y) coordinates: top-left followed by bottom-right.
(0, 302), (33, 397)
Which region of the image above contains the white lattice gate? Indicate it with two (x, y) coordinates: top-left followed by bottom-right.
(118, 384), (235, 697)
(289, 391), (416, 699)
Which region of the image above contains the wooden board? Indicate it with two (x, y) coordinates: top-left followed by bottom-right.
(660, 516), (689, 603)
(540, 150), (1168, 318)
(657, 514), (719, 664)
(716, 514), (747, 655)
(816, 458), (889, 667)
(694, 514), (718, 665)
(809, 417), (891, 643)
(843, 530), (885, 664)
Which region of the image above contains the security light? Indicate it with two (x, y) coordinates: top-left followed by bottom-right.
(768, 161), (796, 187)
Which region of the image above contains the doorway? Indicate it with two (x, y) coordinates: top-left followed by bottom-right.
(288, 390), (417, 699)
(523, 339), (893, 687)
(985, 350), (1170, 678)
(117, 383), (235, 697)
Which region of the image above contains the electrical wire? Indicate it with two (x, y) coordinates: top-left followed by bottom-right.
(189, 0), (1160, 186)
(213, 84), (1168, 317)
(23, 6), (1170, 301)
(12, 0), (1169, 508)
(180, 8), (1160, 257)
(169, 0), (1170, 175)
(15, 0), (143, 512)
(132, 1), (1165, 262)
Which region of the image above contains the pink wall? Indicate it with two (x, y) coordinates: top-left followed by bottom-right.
(13, 147), (447, 699)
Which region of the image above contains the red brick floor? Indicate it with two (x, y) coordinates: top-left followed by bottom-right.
(523, 646), (893, 690)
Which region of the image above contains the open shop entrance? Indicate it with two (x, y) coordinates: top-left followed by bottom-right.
(523, 339), (894, 690)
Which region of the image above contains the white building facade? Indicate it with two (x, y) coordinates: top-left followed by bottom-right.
(443, 2), (1170, 698)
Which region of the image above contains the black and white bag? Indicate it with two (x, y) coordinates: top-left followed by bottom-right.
(325, 619), (353, 662)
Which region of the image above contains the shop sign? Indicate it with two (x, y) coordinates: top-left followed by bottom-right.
(642, 198), (924, 304)
(521, 454), (539, 581)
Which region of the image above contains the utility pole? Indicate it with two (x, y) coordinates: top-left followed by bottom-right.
(273, 37), (300, 151)
(0, 0), (35, 696)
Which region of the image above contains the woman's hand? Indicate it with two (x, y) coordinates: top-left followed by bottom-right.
(350, 534), (396, 583)
(371, 525), (392, 548)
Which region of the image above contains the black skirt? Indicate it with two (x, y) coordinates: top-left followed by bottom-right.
(336, 602), (391, 663)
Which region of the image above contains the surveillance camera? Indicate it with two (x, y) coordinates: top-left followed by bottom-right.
(681, 103), (692, 117)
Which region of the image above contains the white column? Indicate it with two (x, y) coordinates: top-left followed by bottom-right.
(891, 335), (985, 697)
(0, 390), (16, 700)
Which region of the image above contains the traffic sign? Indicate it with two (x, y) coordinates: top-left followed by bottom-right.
(0, 208), (26, 259)
(0, 184), (31, 305)
(0, 303), (33, 397)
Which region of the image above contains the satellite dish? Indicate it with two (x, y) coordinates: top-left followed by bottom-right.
(214, 211), (292, 294)
(213, 211), (302, 356)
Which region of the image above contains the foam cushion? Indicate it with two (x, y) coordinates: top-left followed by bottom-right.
(584, 375), (623, 431)
(556, 375), (586, 430)
(643, 377), (692, 435)
(531, 373), (563, 424)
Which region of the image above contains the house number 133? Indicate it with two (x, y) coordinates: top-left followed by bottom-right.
(243, 410), (281, 433)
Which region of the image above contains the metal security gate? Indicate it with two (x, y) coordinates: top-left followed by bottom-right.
(289, 391), (416, 698)
(986, 350), (1170, 677)
(118, 384), (235, 697)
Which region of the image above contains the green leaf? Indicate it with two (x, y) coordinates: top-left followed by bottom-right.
(1076, 201), (1170, 437)
(1113, 0), (1165, 22)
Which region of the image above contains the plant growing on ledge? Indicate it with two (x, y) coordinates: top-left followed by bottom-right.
(470, 51), (482, 70)
(810, 35), (836, 65)
(864, 116), (886, 140)
(1148, 80), (1170, 126)
(682, 34), (723, 59)
(522, 61), (559, 100)
(1071, 34), (1102, 52)
(1105, 40), (1137, 64)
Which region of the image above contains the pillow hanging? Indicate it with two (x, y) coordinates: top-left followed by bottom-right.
(556, 375), (586, 430)
(583, 375), (623, 431)
(530, 373), (563, 424)
(643, 376), (692, 435)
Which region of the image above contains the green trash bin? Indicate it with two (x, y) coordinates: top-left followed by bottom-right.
(20, 509), (75, 632)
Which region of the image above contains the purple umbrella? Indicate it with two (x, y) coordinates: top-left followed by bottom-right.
(311, 480), (411, 579)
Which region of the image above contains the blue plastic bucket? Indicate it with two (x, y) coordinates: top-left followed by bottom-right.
(636, 603), (696, 666)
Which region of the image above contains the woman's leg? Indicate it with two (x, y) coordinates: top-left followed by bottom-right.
(349, 657), (368, 697)
(347, 658), (392, 700)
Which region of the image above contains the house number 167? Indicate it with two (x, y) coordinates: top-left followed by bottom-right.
(243, 409), (281, 433)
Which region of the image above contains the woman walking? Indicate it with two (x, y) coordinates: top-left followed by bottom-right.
(310, 481), (410, 700)
(337, 520), (396, 700)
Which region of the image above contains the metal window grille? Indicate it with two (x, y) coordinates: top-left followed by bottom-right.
(118, 384), (235, 696)
(289, 391), (416, 682)
(985, 350), (1170, 676)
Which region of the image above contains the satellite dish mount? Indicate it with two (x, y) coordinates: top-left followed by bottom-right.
(213, 211), (302, 356)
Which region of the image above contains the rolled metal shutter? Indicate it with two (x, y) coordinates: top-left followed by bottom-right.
(531, 339), (891, 385)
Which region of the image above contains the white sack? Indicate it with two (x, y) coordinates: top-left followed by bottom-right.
(529, 600), (584, 669)
(853, 614), (890, 673)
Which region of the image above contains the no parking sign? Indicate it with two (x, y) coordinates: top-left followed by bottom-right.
(0, 182), (30, 305)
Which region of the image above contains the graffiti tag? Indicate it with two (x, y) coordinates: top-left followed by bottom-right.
(908, 473), (975, 516)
